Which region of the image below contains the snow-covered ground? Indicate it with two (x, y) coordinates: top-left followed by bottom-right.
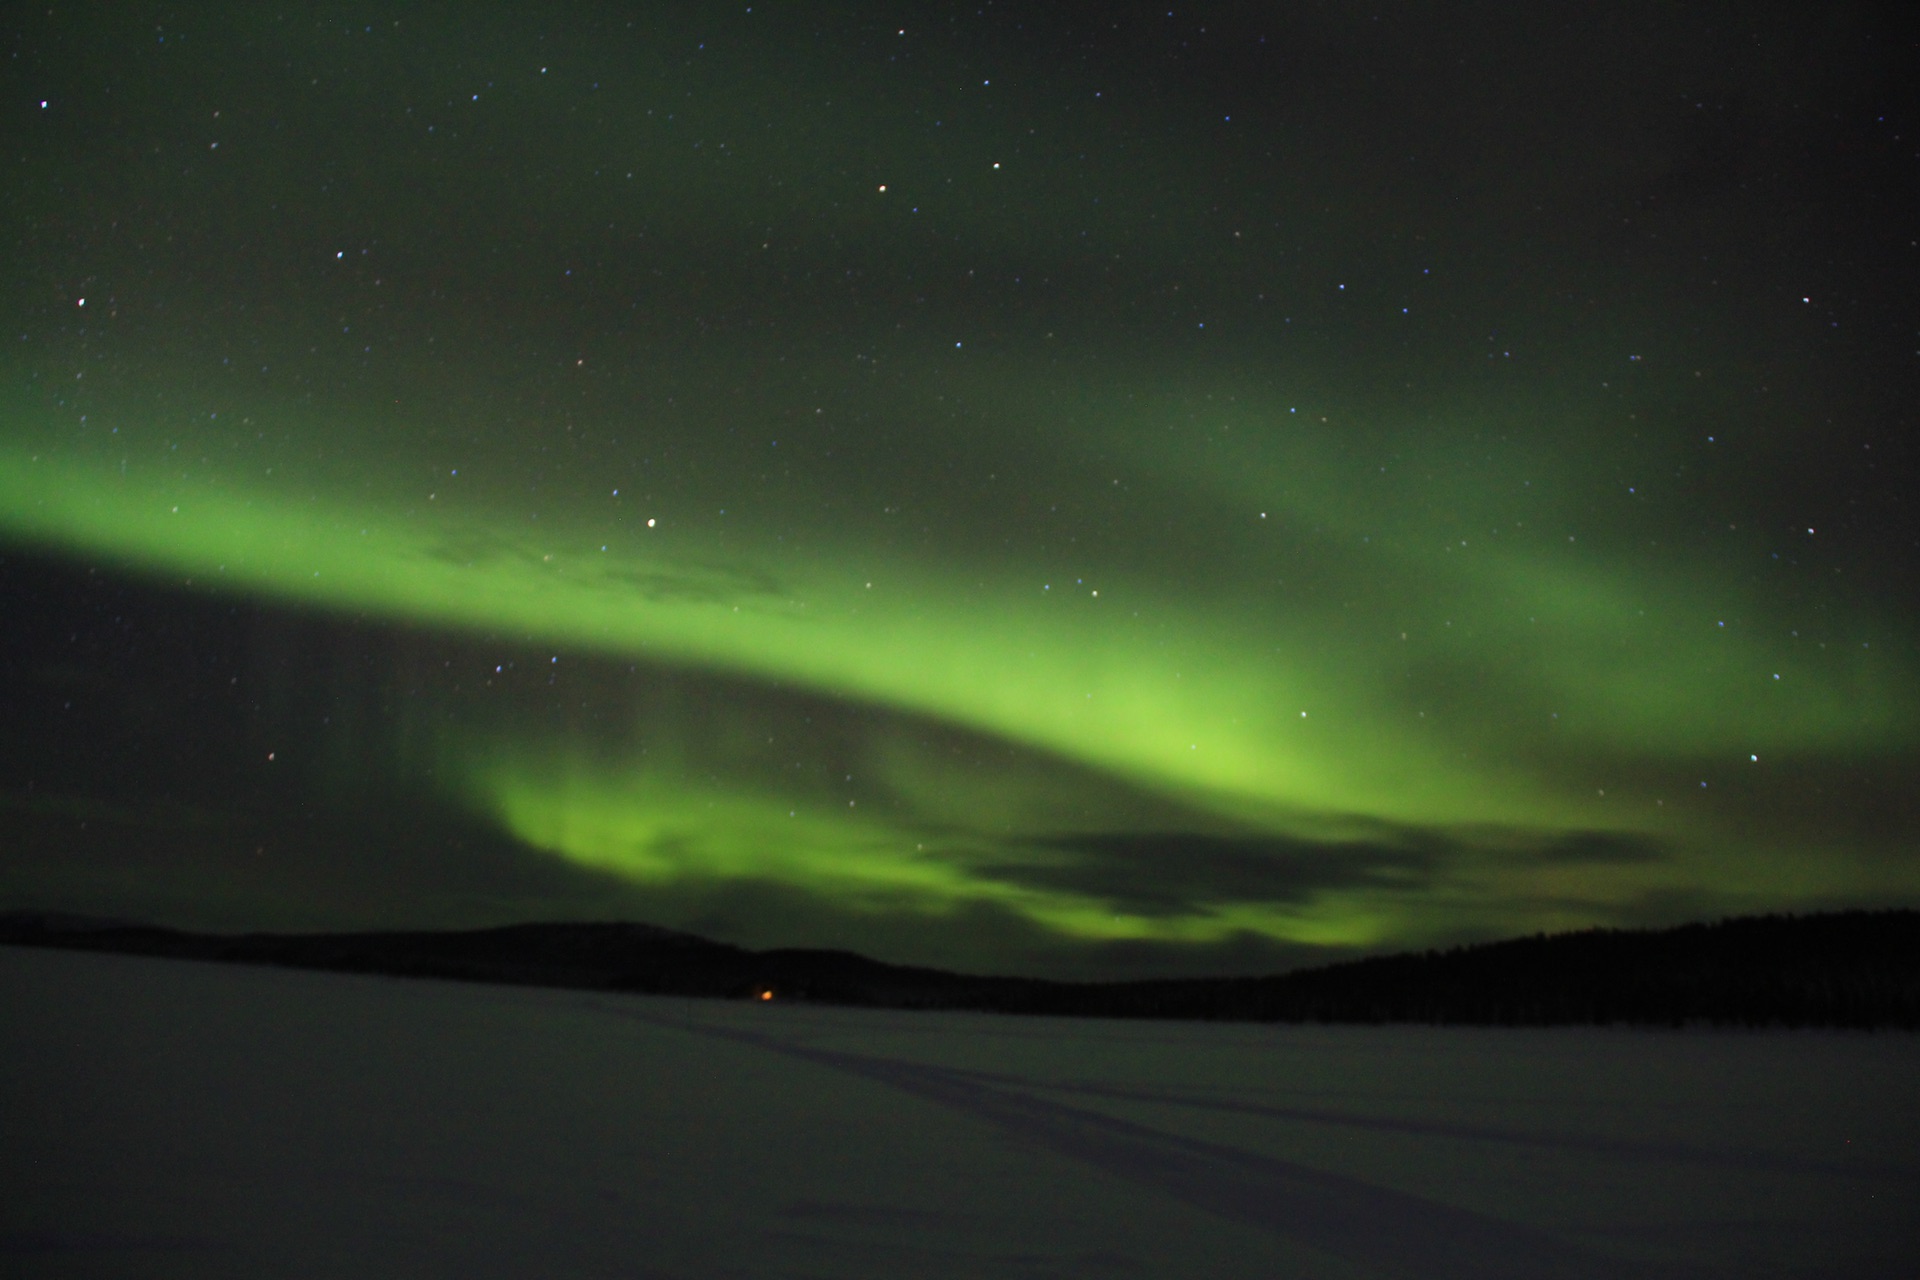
(2, 945), (1913, 1278)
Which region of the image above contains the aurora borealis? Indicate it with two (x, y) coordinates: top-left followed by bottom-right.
(3, 3), (1916, 976)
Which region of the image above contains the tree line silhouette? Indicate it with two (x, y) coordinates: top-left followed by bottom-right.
(4, 908), (1915, 1028)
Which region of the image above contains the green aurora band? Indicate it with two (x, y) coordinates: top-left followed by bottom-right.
(3, 4), (1916, 962)
(3, 361), (1912, 951)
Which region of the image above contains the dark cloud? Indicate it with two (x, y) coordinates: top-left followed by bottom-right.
(976, 827), (1682, 922)
(598, 560), (786, 606)
(425, 531), (788, 605)
(422, 532), (530, 570)
(986, 833), (1444, 918)
(1530, 831), (1670, 866)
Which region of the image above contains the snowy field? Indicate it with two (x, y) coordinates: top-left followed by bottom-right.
(2, 945), (1914, 1278)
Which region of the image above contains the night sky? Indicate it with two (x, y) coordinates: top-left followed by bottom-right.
(3, 3), (1916, 978)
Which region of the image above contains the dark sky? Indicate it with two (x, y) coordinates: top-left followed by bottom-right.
(3, 2), (1916, 978)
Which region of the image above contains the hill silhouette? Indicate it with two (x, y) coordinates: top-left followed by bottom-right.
(3, 909), (1915, 1028)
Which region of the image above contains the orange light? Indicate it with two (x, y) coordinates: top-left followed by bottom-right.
(758, 989), (773, 1001)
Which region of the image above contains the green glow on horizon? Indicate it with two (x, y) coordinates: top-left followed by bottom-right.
(4, 365), (1915, 950)
(469, 753), (1404, 947)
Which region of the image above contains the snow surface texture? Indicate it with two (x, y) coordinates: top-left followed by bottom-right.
(2, 946), (1914, 1278)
